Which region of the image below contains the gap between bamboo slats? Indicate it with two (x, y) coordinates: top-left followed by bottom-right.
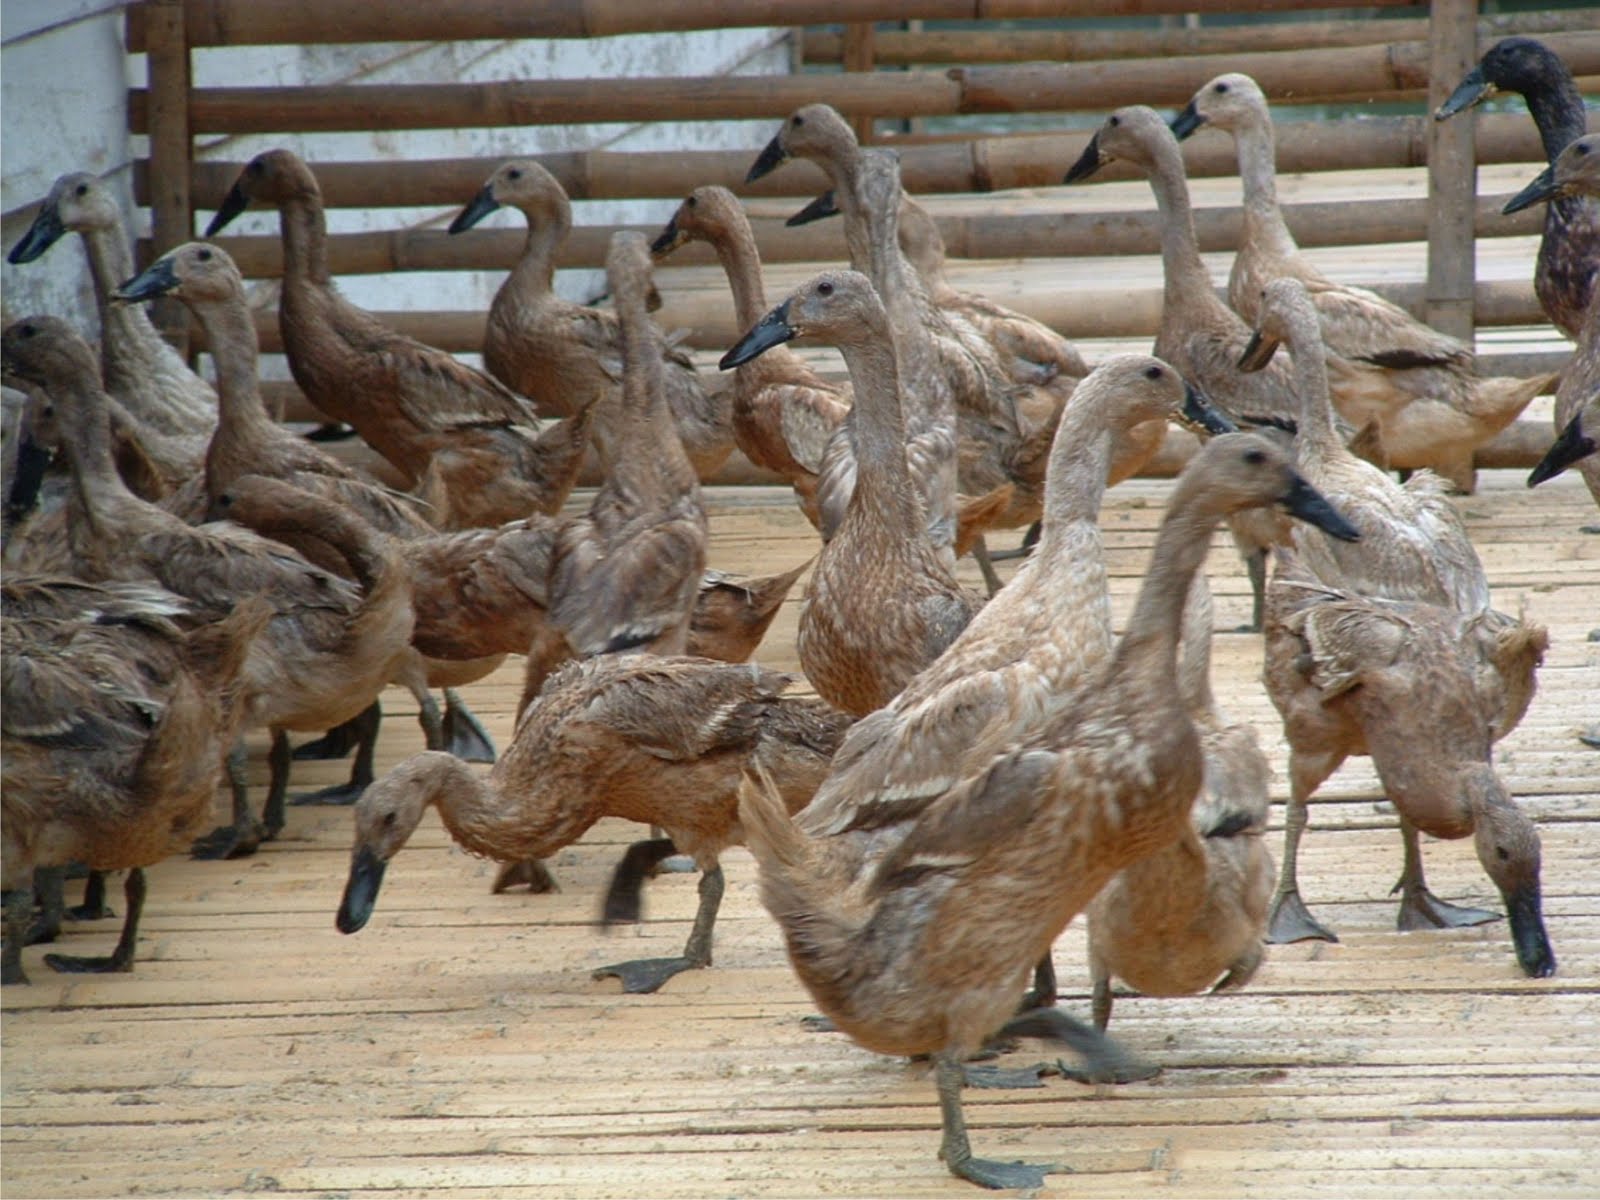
(171, 194), (1544, 280)
(123, 0), (1424, 52)
(801, 10), (1599, 64)
(125, 33), (1600, 135)
(127, 114), (1554, 217)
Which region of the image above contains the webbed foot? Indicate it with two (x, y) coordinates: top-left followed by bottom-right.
(191, 820), (265, 860)
(291, 726), (357, 761)
(289, 780), (369, 806)
(1267, 888), (1339, 944)
(593, 955), (700, 994)
(43, 950), (133, 974)
(962, 1062), (1056, 1090)
(1055, 1055), (1162, 1085)
(800, 1014), (837, 1033)
(442, 692), (496, 764)
(1395, 885), (1500, 931)
(945, 1152), (1056, 1191)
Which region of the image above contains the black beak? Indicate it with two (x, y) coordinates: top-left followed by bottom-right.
(7, 206), (66, 265)
(1504, 880), (1556, 978)
(1169, 101), (1206, 141)
(1435, 65), (1491, 120)
(786, 190), (840, 227)
(1237, 328), (1282, 372)
(1501, 162), (1560, 216)
(114, 256), (181, 305)
(720, 299), (796, 370)
(1181, 381), (1237, 436)
(335, 845), (388, 934)
(204, 180), (251, 237)
(1282, 472), (1361, 542)
(1527, 407), (1595, 487)
(448, 184), (500, 235)
(1064, 132), (1106, 184)
(650, 214), (688, 258)
(4, 432), (53, 529)
(746, 133), (790, 183)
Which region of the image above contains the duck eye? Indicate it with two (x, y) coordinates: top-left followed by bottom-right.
(74, 183), (89, 197)
(1575, 143), (1591, 158)
(792, 115), (805, 127)
(1144, 366), (1162, 381)
(1244, 448), (1267, 465)
(686, 195), (698, 207)
(197, 248), (212, 262)
(247, 160), (263, 176)
(382, 811), (397, 827)
(1108, 115), (1120, 127)
(817, 280), (834, 296)
(507, 168), (522, 181)
(1215, 82), (1230, 94)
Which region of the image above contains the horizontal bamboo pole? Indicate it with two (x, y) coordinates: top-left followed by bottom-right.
(804, 11), (1596, 65)
(142, 113), (1549, 216)
(131, 32), (1600, 135)
(125, 0), (1423, 51)
(180, 193), (1541, 280)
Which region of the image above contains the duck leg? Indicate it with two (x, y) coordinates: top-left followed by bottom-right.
(600, 837), (679, 924)
(593, 864), (723, 994)
(491, 859), (561, 894)
(1392, 816), (1500, 930)
(68, 870), (113, 921)
(969, 535), (1005, 598)
(26, 867), (64, 946)
(442, 688), (496, 763)
(191, 739), (268, 860)
(258, 730), (293, 842)
(1267, 754), (1340, 944)
(2, 888), (32, 985)
(290, 716), (361, 761)
(416, 689), (446, 752)
(292, 701), (380, 806)
(44, 868), (145, 974)
(1005, 1006), (1157, 1085)
(1016, 952), (1058, 1011)
(1091, 972), (1114, 1032)
(935, 1053), (1058, 1190)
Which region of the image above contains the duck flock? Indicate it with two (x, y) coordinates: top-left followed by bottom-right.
(3, 35), (1596, 1190)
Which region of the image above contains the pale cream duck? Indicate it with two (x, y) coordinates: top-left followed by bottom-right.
(205, 148), (591, 529)
(337, 654), (852, 994)
(448, 158), (733, 478)
(738, 432), (1360, 1190)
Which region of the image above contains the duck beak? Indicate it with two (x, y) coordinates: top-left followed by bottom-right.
(1169, 100), (1206, 141)
(1063, 132), (1107, 184)
(335, 844), (388, 934)
(204, 179), (251, 237)
(7, 205), (65, 265)
(720, 298), (796, 370)
(650, 214), (688, 258)
(1435, 65), (1492, 120)
(1501, 162), (1560, 216)
(1282, 473), (1361, 542)
(1237, 328), (1282, 372)
(1527, 407), (1595, 486)
(746, 133), (790, 183)
(113, 256), (181, 305)
(4, 432), (53, 529)
(1504, 879), (1556, 978)
(786, 190), (840, 227)
(448, 184), (500, 235)
(1181, 381), (1237, 436)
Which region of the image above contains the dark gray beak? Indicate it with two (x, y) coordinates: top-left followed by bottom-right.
(1237, 328), (1282, 372)
(335, 845), (388, 934)
(720, 299), (796, 370)
(1181, 381), (1237, 437)
(650, 213), (688, 257)
(1505, 879), (1556, 978)
(114, 256), (181, 304)
(746, 133), (790, 183)
(1502, 162), (1560, 215)
(7, 205), (65, 265)
(1435, 64), (1491, 120)
(1283, 473), (1361, 542)
(204, 180), (251, 237)
(448, 184), (500, 235)
(5, 432), (53, 529)
(1064, 132), (1106, 184)
(786, 190), (840, 227)
(1527, 407), (1595, 487)
(1169, 101), (1206, 141)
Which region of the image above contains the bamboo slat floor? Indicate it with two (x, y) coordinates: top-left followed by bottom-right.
(4, 463), (1598, 1199)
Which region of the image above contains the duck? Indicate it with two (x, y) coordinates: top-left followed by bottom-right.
(1, 316), (416, 860)
(7, 170), (216, 439)
(736, 431), (1360, 1190)
(336, 654), (852, 994)
(689, 562), (811, 666)
(1066, 105), (1304, 628)
(204, 148), (591, 528)
(1438, 37), (1600, 340)
(1239, 277), (1492, 613)
(722, 269), (983, 716)
(447, 158), (733, 478)
(1083, 570), (1273, 1031)
(649, 185), (851, 529)
(1262, 551), (1553, 977)
(1171, 73), (1552, 490)
(1504, 133), (1600, 521)
(2, 575), (268, 984)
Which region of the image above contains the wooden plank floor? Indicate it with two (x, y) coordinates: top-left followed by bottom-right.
(4, 466), (1598, 1199)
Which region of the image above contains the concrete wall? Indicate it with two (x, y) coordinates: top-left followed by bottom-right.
(1, 2), (789, 351)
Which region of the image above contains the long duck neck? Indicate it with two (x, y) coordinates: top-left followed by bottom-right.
(1231, 113), (1300, 263)
(418, 752), (593, 862)
(835, 329), (924, 539)
(59, 378), (141, 530)
(509, 200), (566, 300)
(610, 278), (695, 492)
(1143, 140), (1222, 315)
(188, 289), (280, 478)
(704, 215), (801, 391)
(77, 223), (171, 386)
(276, 193), (332, 288)
(1035, 399), (1117, 558)
(1284, 316), (1343, 463)
(1520, 66), (1589, 164)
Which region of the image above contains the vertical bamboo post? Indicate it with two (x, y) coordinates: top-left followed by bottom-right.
(1425, 0), (1480, 489)
(141, 0), (194, 354)
(842, 22), (876, 145)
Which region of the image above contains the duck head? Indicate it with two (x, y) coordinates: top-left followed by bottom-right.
(747, 103), (857, 183)
(1065, 106), (1172, 184)
(1528, 398), (1599, 487)
(335, 752), (447, 934)
(1436, 37), (1567, 120)
(114, 241), (244, 307)
(1238, 277), (1320, 372)
(1502, 134), (1599, 215)
(448, 158), (568, 235)
(719, 269), (882, 369)
(651, 185), (740, 259)
(1170, 72), (1268, 141)
(8, 172), (122, 264)
(205, 149), (321, 237)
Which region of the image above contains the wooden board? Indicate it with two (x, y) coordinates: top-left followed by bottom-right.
(4, 469), (1598, 1199)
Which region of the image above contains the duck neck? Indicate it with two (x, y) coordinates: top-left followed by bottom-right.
(611, 282), (693, 489)
(836, 332), (923, 537)
(422, 751), (592, 861)
(510, 202), (565, 299)
(1111, 481), (1223, 687)
(1520, 67), (1589, 164)
(1286, 322), (1342, 461)
(77, 223), (168, 386)
(60, 381), (139, 523)
(189, 290), (278, 466)
(277, 194), (332, 287)
(1144, 140), (1219, 314)
(1035, 402), (1117, 556)
(707, 216), (770, 331)
(1231, 115), (1300, 262)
